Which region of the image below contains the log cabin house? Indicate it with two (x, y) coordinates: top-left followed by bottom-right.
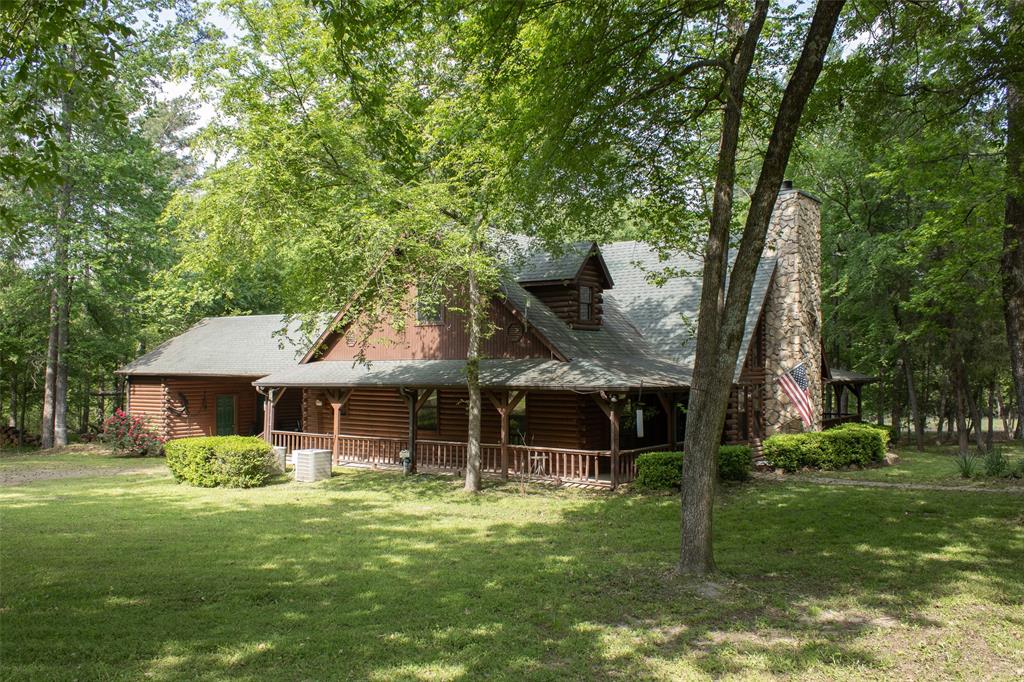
(118, 186), (874, 487)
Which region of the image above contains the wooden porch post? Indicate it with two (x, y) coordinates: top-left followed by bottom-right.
(592, 392), (625, 489)
(497, 392), (510, 480)
(488, 390), (526, 481)
(324, 389), (350, 463)
(258, 387), (286, 444)
(403, 388), (418, 473)
(658, 393), (676, 450)
(609, 399), (622, 489)
(853, 385), (863, 420)
(263, 390), (274, 443)
(332, 402), (341, 461)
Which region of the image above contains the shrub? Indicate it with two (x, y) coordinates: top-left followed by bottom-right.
(634, 451), (683, 490)
(165, 436), (276, 488)
(718, 445), (753, 481)
(99, 409), (165, 457)
(955, 452), (977, 479)
(763, 433), (822, 472)
(634, 446), (752, 490)
(983, 448), (1009, 478)
(763, 422), (887, 472)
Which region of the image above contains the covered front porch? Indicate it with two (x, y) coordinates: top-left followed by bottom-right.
(254, 358), (694, 488)
(265, 427), (668, 488)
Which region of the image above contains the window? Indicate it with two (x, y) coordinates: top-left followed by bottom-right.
(509, 397), (527, 445)
(416, 298), (444, 325)
(578, 285), (593, 322)
(417, 391), (439, 432)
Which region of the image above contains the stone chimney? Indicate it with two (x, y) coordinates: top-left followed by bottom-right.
(762, 184), (823, 434)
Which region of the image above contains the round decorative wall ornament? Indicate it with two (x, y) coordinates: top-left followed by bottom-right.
(507, 321), (525, 343)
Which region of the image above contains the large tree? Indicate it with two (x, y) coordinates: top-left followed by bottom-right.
(1, 2), (199, 444)
(451, 0), (844, 573)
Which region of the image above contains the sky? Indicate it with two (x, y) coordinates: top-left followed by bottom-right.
(153, 5), (240, 134)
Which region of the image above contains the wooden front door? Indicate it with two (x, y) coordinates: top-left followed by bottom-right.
(215, 395), (235, 436)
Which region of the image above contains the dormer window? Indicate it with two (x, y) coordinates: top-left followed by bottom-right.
(579, 286), (593, 322)
(516, 241), (613, 330)
(416, 296), (444, 325)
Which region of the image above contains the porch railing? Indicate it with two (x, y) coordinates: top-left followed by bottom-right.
(269, 430), (670, 487)
(822, 413), (861, 428)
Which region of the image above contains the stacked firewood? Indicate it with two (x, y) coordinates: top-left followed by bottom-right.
(0, 426), (39, 447)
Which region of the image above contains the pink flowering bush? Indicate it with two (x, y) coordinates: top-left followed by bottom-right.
(100, 409), (165, 457)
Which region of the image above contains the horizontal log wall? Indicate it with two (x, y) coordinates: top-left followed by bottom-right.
(305, 387), (408, 439)
(521, 256), (606, 330)
(127, 376), (260, 439)
(273, 389), (303, 431)
(435, 389), (502, 443)
(524, 391), (585, 449)
(126, 377), (165, 435)
(300, 387), (588, 450)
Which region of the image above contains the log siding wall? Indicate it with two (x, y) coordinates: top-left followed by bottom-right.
(301, 387), (585, 449)
(521, 257), (606, 330)
(127, 376), (263, 439)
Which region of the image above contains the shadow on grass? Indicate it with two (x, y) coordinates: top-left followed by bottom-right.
(1, 469), (1021, 680)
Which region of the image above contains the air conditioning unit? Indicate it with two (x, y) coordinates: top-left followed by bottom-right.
(293, 449), (332, 482)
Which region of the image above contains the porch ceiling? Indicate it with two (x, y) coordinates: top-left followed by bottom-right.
(253, 358), (692, 392)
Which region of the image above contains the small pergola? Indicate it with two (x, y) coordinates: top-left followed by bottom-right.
(823, 368), (877, 427)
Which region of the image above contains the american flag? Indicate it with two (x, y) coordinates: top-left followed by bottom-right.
(779, 362), (813, 427)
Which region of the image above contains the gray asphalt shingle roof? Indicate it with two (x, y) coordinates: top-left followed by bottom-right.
(599, 242), (775, 381)
(255, 356), (691, 391)
(507, 237), (596, 283)
(827, 368), (878, 384)
(121, 241), (777, 390)
(117, 315), (323, 377)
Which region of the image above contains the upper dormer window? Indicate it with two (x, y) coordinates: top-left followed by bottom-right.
(579, 286), (593, 322)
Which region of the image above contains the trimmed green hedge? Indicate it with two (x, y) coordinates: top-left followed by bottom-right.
(634, 445), (752, 490)
(718, 445), (753, 482)
(763, 422), (889, 472)
(165, 436), (276, 488)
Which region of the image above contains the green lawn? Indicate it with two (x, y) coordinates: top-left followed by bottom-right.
(1, 449), (1022, 680)
(802, 443), (1024, 486)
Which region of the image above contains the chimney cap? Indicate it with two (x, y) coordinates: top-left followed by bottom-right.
(781, 179), (794, 191)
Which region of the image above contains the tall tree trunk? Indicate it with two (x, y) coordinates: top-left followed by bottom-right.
(890, 396), (901, 447)
(40, 286), (59, 449)
(54, 273), (71, 447)
(679, 0), (843, 575)
(98, 377), (106, 425)
(996, 389), (1012, 439)
(986, 382), (995, 450)
(901, 349), (924, 450)
(936, 385), (947, 444)
(18, 381), (27, 443)
(953, 364), (969, 455)
(80, 378), (90, 434)
(965, 377), (985, 451)
(464, 230), (484, 493)
(680, 0), (768, 575)
(876, 370), (885, 426)
(7, 381), (16, 429)
(1004, 0), (1024, 442)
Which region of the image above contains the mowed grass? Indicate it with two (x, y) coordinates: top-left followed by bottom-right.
(803, 442), (1024, 486)
(0, 443), (167, 472)
(1, 450), (1022, 681)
